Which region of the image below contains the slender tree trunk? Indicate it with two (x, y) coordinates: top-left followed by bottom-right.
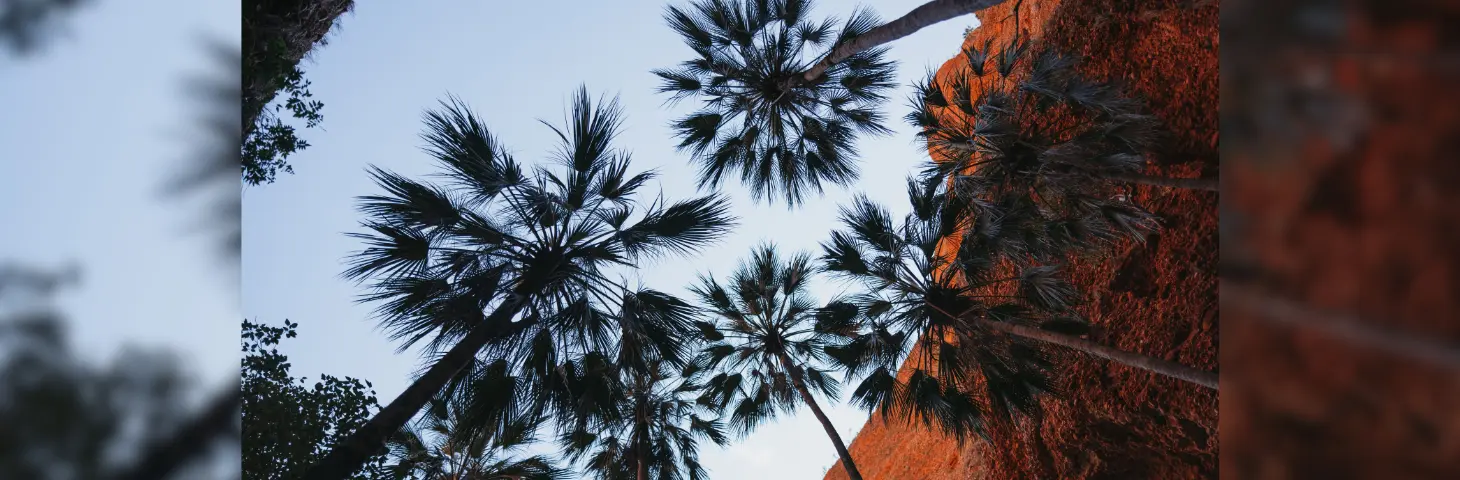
(775, 354), (864, 480)
(636, 395), (649, 480)
(637, 448), (649, 480)
(976, 318), (1220, 390)
(1224, 282), (1460, 371)
(801, 0), (1012, 82)
(303, 297), (528, 480)
(1101, 171), (1219, 191)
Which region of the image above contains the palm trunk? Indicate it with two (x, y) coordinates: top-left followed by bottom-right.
(303, 297), (528, 480)
(637, 450), (649, 480)
(636, 395), (649, 480)
(801, 0), (1012, 82)
(775, 353), (864, 480)
(1101, 172), (1219, 191)
(976, 318), (1220, 390)
(1224, 282), (1460, 371)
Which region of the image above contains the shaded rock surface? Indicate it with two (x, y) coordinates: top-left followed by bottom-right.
(825, 0), (1218, 478)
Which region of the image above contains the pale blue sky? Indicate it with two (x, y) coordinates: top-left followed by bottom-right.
(239, 1), (976, 478)
(1, 0), (239, 394)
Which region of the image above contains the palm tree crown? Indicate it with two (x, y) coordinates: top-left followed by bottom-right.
(819, 177), (1073, 441)
(309, 87), (737, 480)
(384, 393), (568, 480)
(907, 39), (1166, 246)
(346, 86), (735, 367)
(559, 361), (728, 480)
(682, 244), (873, 479)
(686, 243), (847, 434)
(656, 0), (897, 206)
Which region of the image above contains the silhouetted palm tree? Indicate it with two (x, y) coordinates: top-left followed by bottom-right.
(908, 40), (1218, 210)
(384, 394), (567, 480)
(446, 296), (724, 480)
(815, 188), (1061, 443)
(656, 0), (1018, 207)
(655, 0), (897, 206)
(305, 87), (736, 480)
(819, 179), (1218, 444)
(558, 361), (727, 480)
(684, 244), (865, 480)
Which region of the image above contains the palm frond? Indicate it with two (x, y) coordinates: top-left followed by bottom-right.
(849, 366), (897, 413)
(358, 166), (464, 231)
(544, 86), (625, 176)
(813, 301), (859, 337)
(818, 230), (871, 278)
(653, 67), (705, 105)
(837, 194), (898, 254)
(616, 194), (736, 259)
(1017, 265), (1079, 312)
(343, 222), (432, 283)
(593, 156), (656, 204)
(422, 95), (524, 203)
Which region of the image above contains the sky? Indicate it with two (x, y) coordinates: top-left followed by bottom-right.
(3, 0), (976, 478)
(0, 0), (240, 392)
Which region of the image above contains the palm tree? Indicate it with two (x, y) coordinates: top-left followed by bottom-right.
(655, 0), (897, 206)
(558, 361), (728, 480)
(684, 244), (866, 480)
(383, 393), (568, 480)
(656, 0), (1018, 206)
(908, 40), (1218, 201)
(305, 87), (737, 480)
(814, 187), (1065, 445)
(819, 177), (1219, 420)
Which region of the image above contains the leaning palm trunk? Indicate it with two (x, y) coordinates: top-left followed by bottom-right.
(1101, 172), (1219, 192)
(800, 0), (1012, 82)
(636, 400), (649, 480)
(304, 297), (528, 480)
(775, 353), (864, 480)
(977, 318), (1220, 390)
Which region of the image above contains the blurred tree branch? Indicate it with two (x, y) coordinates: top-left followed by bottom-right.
(0, 0), (90, 56)
(1224, 281), (1460, 371)
(2, 264), (239, 480)
(111, 385), (241, 480)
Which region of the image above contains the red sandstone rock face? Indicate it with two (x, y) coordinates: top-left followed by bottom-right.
(825, 0), (1219, 478)
(1221, 0), (1460, 477)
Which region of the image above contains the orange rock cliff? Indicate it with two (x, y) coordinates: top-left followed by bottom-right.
(824, 0), (1219, 478)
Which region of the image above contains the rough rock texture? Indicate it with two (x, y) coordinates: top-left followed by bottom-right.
(1221, 0), (1460, 477)
(825, 0), (1219, 478)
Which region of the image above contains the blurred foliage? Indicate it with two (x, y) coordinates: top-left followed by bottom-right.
(0, 0), (90, 56)
(166, 41), (243, 265)
(0, 263), (198, 480)
(242, 319), (388, 480)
